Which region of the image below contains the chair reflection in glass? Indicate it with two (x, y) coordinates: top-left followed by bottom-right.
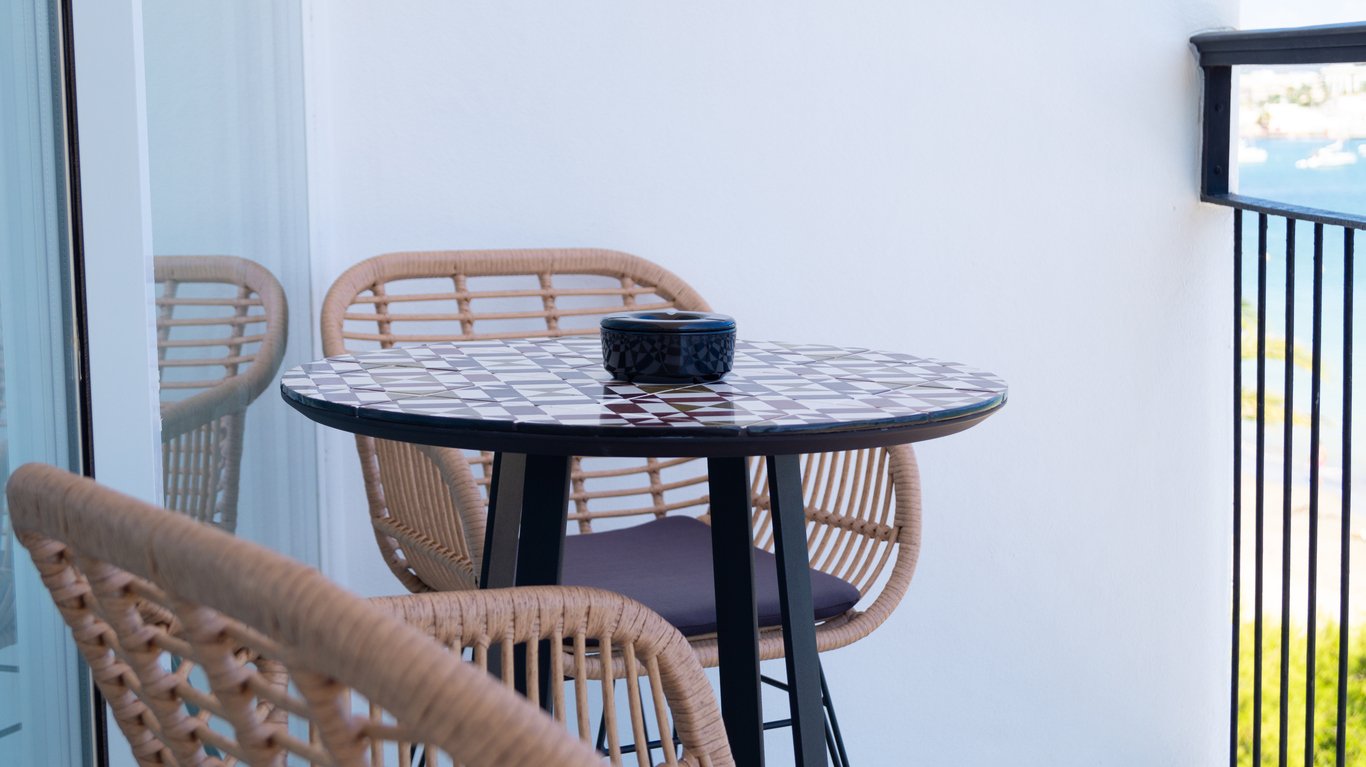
(154, 256), (287, 532)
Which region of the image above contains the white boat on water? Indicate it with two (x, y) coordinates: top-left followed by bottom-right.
(1295, 140), (1358, 169)
(1238, 140), (1268, 164)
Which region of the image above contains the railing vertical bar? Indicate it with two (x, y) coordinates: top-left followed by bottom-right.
(1232, 208), (1244, 767)
(1337, 227), (1354, 767)
(1279, 218), (1296, 767)
(1254, 212), (1268, 767)
(1307, 221), (1326, 767)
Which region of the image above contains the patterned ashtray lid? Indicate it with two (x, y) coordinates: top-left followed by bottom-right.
(280, 337), (1007, 434)
(600, 310), (736, 334)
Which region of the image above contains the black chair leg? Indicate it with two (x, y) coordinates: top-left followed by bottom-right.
(605, 661), (852, 764)
(761, 663), (851, 765)
(821, 667), (850, 767)
(595, 711), (609, 755)
(594, 676), (683, 759)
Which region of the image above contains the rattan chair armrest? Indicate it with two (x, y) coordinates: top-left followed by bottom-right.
(370, 586), (734, 767)
(159, 376), (253, 440)
(155, 255), (289, 403)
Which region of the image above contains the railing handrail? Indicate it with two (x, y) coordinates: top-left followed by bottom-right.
(1203, 194), (1366, 231)
(1192, 21), (1366, 66)
(1193, 21), (1366, 202)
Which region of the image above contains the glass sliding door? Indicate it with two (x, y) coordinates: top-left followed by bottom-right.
(1, 1), (322, 761)
(77, 0), (322, 757)
(0, 0), (95, 765)
(140, 1), (319, 563)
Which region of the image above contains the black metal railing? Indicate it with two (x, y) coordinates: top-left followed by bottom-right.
(1194, 22), (1366, 767)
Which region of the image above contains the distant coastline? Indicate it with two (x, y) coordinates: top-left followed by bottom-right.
(1249, 131), (1366, 140)
(1239, 63), (1366, 139)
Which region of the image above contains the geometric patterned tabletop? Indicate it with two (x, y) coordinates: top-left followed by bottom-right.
(281, 337), (1007, 440)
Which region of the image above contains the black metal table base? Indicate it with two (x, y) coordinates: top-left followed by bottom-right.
(767, 454), (828, 767)
(481, 451), (830, 767)
(480, 452), (572, 709)
(708, 456), (765, 764)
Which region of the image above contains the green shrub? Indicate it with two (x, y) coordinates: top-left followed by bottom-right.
(1237, 620), (1366, 766)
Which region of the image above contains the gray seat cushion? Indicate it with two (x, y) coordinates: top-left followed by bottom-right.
(561, 516), (861, 637)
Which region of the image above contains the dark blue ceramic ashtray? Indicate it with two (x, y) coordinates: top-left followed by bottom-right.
(600, 310), (737, 383)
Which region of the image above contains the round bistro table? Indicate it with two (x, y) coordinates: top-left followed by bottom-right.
(281, 336), (1007, 767)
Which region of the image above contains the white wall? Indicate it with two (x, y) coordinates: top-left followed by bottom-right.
(1242, 0), (1366, 27)
(304, 1), (1236, 763)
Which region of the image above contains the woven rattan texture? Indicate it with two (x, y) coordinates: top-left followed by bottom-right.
(155, 256), (288, 531)
(8, 464), (733, 766)
(319, 248), (925, 664)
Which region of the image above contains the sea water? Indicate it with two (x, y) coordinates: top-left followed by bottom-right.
(1240, 138), (1366, 216)
(1237, 139), (1365, 494)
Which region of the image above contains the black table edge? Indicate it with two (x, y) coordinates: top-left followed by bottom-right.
(282, 385), (1005, 457)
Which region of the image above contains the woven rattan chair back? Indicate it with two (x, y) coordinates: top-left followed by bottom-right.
(155, 256), (288, 531)
(746, 446), (917, 604)
(321, 249), (717, 590)
(5, 463), (624, 767)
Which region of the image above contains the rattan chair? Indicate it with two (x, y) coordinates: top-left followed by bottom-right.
(319, 249), (924, 680)
(155, 256), (288, 531)
(8, 462), (734, 767)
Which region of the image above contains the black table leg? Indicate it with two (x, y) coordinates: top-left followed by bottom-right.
(768, 454), (828, 767)
(480, 452), (571, 710)
(707, 456), (765, 766)
(512, 454), (571, 588)
(481, 452), (521, 589)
